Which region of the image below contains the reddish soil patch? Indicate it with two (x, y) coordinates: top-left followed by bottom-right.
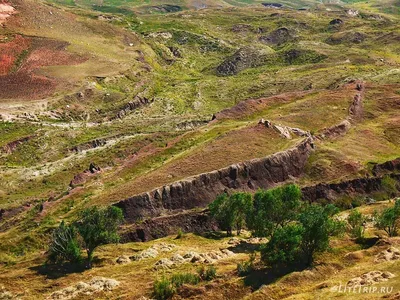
(0, 35), (87, 99)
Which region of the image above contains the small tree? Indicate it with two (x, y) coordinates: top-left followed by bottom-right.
(247, 184), (302, 237)
(347, 209), (366, 239)
(48, 221), (81, 264)
(209, 194), (235, 236)
(261, 223), (304, 269)
(229, 192), (252, 235)
(375, 200), (400, 237)
(298, 204), (344, 265)
(209, 192), (252, 236)
(76, 206), (124, 268)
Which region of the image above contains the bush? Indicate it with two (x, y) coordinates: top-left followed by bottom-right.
(153, 277), (175, 300)
(153, 272), (200, 299)
(261, 224), (304, 269)
(298, 204), (345, 265)
(347, 209), (366, 239)
(171, 272), (200, 287)
(197, 265), (217, 281)
(382, 175), (399, 198)
(48, 221), (81, 264)
(375, 199), (400, 237)
(237, 253), (255, 276)
(176, 228), (184, 239)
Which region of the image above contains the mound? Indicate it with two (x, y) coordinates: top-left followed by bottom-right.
(327, 31), (367, 45)
(216, 46), (273, 76)
(259, 27), (294, 46)
(374, 247), (400, 263)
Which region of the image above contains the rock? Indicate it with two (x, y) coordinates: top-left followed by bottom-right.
(261, 3), (283, 8)
(116, 255), (131, 264)
(183, 251), (199, 259)
(49, 277), (119, 299)
(131, 248), (159, 261)
(191, 254), (204, 263)
(89, 163), (101, 174)
(329, 19), (344, 26)
(154, 258), (175, 269)
(273, 124), (292, 139)
(347, 9), (359, 17)
(220, 249), (235, 256)
(170, 254), (185, 264)
(347, 271), (395, 288)
(375, 247), (400, 263)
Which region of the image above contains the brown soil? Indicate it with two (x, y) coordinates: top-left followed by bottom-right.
(0, 35), (87, 99)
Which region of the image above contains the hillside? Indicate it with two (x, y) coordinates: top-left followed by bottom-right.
(0, 0), (400, 298)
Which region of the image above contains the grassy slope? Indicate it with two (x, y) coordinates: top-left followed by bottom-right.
(0, 0), (399, 297)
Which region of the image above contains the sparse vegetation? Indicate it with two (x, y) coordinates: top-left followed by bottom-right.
(347, 209), (366, 239)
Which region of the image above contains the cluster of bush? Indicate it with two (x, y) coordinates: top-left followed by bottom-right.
(48, 206), (123, 268)
(153, 266), (216, 300)
(210, 184), (400, 270)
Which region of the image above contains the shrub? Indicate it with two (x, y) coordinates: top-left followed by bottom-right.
(347, 209), (366, 239)
(298, 204), (345, 265)
(176, 228), (184, 239)
(197, 265), (217, 281)
(375, 199), (400, 237)
(237, 253), (255, 276)
(153, 272), (200, 299)
(171, 272), (200, 287)
(153, 277), (175, 300)
(261, 224), (304, 269)
(48, 221), (81, 264)
(382, 175), (399, 198)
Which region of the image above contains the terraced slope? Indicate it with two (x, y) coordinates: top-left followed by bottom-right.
(0, 0), (399, 298)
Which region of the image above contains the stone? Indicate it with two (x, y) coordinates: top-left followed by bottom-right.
(116, 255), (131, 264)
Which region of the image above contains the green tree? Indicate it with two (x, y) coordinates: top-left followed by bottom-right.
(247, 184), (302, 237)
(347, 209), (366, 239)
(298, 204), (344, 265)
(209, 192), (252, 236)
(261, 223), (304, 269)
(209, 193), (235, 236)
(375, 200), (400, 237)
(48, 221), (81, 264)
(229, 192), (252, 235)
(76, 206), (124, 268)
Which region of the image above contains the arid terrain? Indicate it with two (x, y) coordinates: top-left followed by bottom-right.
(0, 0), (400, 299)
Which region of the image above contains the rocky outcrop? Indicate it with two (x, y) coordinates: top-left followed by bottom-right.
(1, 136), (32, 154)
(121, 209), (218, 242)
(116, 137), (314, 223)
(318, 81), (364, 139)
(216, 47), (272, 76)
(116, 96), (154, 119)
(70, 139), (106, 153)
(302, 174), (400, 202)
(372, 158), (400, 176)
(69, 163), (101, 187)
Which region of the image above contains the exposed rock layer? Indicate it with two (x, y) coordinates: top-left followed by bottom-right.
(115, 138), (314, 223)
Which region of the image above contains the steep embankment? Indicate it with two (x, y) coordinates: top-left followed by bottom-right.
(116, 137), (315, 223)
